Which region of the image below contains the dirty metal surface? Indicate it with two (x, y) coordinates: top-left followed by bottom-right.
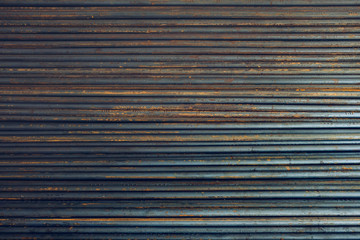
(1, 0), (360, 239)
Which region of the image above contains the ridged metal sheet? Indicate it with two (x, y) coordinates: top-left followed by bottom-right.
(1, 0), (360, 239)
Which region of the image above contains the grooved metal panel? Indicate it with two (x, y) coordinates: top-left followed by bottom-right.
(1, 1), (360, 239)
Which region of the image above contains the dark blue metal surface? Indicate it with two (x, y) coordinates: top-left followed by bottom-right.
(1, 1), (360, 239)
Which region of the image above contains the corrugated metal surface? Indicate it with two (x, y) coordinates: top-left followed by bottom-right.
(1, 0), (360, 239)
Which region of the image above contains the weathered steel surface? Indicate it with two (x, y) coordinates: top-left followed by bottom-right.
(1, 0), (360, 239)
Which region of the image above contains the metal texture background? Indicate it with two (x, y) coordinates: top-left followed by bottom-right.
(1, 0), (360, 239)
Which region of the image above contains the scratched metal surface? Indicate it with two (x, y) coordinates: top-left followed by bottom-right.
(1, 0), (360, 239)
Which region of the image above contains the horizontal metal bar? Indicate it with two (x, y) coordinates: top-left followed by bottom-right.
(3, 19), (360, 27)
(2, 97), (360, 106)
(2, 217), (360, 227)
(3, 54), (360, 62)
(2, 103), (360, 112)
(2, 0), (360, 7)
(3, 61), (360, 68)
(1, 87), (360, 95)
(5, 33), (360, 40)
(2, 47), (359, 55)
(5, 40), (360, 48)
(2, 207), (360, 218)
(1, 226), (360, 234)
(2, 199), (360, 208)
(0, 232), (358, 240)
(1, 7), (360, 20)
(5, 67), (360, 75)
(2, 122), (360, 130)
(2, 190), (360, 200)
(4, 26), (360, 34)
(1, 164), (359, 172)
(1, 170), (360, 180)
